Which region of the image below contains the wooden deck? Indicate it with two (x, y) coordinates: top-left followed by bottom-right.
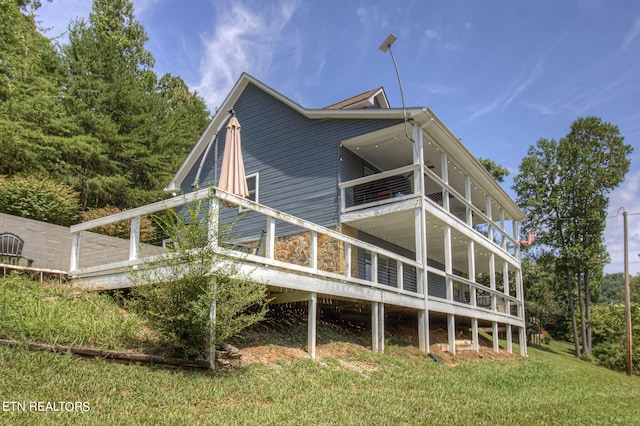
(69, 187), (527, 358)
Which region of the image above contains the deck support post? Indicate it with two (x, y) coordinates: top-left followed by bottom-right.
(471, 318), (479, 351)
(308, 292), (317, 359)
(418, 309), (429, 352)
(448, 314), (456, 355)
(493, 322), (500, 353)
(519, 327), (527, 357)
(372, 301), (385, 354)
(506, 324), (513, 354)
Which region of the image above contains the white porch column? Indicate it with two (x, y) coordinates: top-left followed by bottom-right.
(308, 292), (317, 359)
(414, 124), (430, 353)
(465, 175), (473, 226)
(441, 152), (450, 212)
(504, 260), (512, 353)
(469, 240), (479, 352)
(444, 224), (455, 355)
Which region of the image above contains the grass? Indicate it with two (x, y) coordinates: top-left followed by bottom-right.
(2, 275), (640, 425)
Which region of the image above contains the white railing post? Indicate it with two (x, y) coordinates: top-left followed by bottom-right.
(129, 216), (140, 261)
(265, 217), (275, 259)
(397, 260), (403, 290)
(70, 233), (80, 272)
(344, 243), (352, 279)
(340, 187), (346, 212)
(310, 231), (318, 271)
(208, 198), (220, 248)
(371, 252), (378, 284)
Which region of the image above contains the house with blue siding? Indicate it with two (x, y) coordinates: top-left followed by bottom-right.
(70, 73), (527, 358)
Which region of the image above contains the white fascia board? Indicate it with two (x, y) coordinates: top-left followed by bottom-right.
(414, 108), (526, 222)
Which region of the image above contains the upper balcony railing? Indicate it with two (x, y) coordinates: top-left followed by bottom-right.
(339, 164), (519, 259)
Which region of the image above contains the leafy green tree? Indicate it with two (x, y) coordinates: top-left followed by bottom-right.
(0, 174), (79, 225)
(478, 158), (509, 183)
(522, 255), (566, 336)
(129, 194), (269, 363)
(60, 0), (209, 209)
(0, 0), (84, 179)
(590, 303), (640, 374)
(514, 117), (632, 357)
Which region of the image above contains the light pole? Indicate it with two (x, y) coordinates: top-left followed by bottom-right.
(623, 210), (632, 375)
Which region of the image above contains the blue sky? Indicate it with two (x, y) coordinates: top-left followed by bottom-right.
(36, 0), (640, 274)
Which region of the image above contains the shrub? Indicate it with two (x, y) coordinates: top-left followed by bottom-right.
(129, 193), (269, 361)
(0, 174), (79, 225)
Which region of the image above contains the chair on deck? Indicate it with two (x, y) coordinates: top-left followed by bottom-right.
(0, 233), (33, 267)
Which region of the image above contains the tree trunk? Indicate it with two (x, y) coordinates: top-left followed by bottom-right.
(584, 268), (592, 355)
(577, 271), (588, 356)
(565, 269), (581, 358)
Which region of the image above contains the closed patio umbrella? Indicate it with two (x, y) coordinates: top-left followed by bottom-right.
(218, 116), (249, 198)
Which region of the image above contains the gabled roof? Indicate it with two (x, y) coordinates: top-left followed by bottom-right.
(324, 87), (390, 110)
(166, 73), (417, 192)
(166, 73), (525, 222)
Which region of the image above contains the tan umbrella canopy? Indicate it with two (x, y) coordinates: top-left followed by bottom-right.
(218, 116), (249, 198)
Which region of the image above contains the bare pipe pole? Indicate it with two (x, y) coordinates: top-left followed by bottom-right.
(624, 210), (632, 375)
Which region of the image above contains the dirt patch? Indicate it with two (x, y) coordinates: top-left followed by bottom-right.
(224, 317), (517, 370)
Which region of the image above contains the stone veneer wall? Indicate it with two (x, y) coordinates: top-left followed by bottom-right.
(273, 225), (360, 275)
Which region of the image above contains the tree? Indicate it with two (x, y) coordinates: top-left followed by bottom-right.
(513, 117), (632, 357)
(60, 0), (209, 209)
(522, 254), (566, 336)
(0, 0), (85, 180)
(129, 193), (269, 363)
(478, 158), (509, 183)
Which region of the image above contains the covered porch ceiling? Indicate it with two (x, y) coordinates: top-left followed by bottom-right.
(342, 205), (496, 276)
(341, 124), (520, 224)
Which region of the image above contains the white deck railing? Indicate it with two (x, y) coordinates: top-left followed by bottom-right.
(69, 187), (423, 298)
(69, 187), (522, 320)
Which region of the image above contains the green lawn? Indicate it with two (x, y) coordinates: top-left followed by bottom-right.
(2, 276), (640, 425)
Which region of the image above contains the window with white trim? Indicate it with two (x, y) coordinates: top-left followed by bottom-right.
(239, 173), (258, 212)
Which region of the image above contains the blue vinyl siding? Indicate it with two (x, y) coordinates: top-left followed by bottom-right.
(181, 83), (401, 242)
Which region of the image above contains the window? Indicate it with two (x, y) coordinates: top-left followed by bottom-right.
(239, 173), (258, 212)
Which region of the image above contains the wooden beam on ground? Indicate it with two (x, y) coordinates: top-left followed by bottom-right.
(0, 339), (209, 369)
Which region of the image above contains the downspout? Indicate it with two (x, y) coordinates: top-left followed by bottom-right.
(193, 110), (234, 190)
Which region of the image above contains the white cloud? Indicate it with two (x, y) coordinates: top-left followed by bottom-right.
(421, 84), (462, 96)
(194, 0), (301, 110)
(622, 17), (640, 50)
(467, 56), (544, 121)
